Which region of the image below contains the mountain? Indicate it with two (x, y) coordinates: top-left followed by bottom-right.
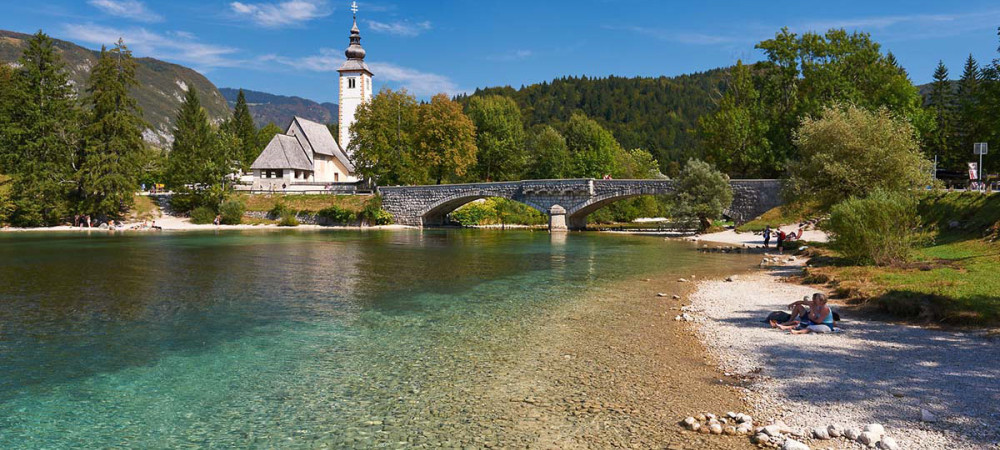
(219, 88), (338, 128)
(0, 30), (231, 148)
(457, 69), (730, 171)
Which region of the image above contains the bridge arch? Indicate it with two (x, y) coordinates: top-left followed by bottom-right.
(421, 192), (548, 227)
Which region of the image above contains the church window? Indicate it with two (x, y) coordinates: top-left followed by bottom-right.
(348, 77), (356, 89)
(335, 173), (340, 182)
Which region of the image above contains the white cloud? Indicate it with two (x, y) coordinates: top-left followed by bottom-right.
(229, 0), (330, 28)
(62, 23), (241, 71)
(366, 19), (431, 37)
(263, 48), (459, 96)
(87, 0), (162, 23)
(486, 49), (533, 62)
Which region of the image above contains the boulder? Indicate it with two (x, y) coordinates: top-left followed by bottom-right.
(827, 424), (843, 438)
(682, 417), (697, 429)
(782, 439), (810, 450)
(812, 426), (830, 440)
(921, 408), (937, 423)
(878, 436), (900, 450)
(762, 425), (783, 437)
(752, 433), (770, 445)
(689, 422), (701, 432)
(843, 428), (860, 440)
(858, 431), (880, 447)
(863, 424), (885, 437)
(709, 423), (723, 435)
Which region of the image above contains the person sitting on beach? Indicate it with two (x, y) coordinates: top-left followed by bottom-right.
(769, 293), (835, 334)
(213, 214), (222, 226)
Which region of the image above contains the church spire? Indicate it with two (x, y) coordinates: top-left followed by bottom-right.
(344, 1), (365, 60)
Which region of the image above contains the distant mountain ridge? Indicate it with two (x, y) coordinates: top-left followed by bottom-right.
(0, 29), (231, 148)
(219, 88), (338, 128)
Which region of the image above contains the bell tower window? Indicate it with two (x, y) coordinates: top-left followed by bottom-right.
(348, 78), (356, 89)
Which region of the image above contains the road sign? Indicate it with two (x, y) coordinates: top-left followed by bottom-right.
(974, 142), (988, 155)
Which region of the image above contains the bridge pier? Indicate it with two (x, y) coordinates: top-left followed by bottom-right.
(548, 205), (567, 232)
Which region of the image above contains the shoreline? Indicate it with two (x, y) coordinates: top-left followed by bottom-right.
(687, 261), (1000, 449)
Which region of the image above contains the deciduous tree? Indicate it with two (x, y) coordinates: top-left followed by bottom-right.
(415, 94), (477, 185)
(673, 159), (733, 231)
(348, 87), (422, 185)
(524, 125), (570, 179)
(697, 60), (772, 177)
(465, 95), (526, 181)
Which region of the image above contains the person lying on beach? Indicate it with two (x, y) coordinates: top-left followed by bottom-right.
(769, 293), (835, 334)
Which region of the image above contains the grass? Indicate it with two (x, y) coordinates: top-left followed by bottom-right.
(803, 192), (1000, 326)
(735, 201), (820, 232)
(236, 194), (370, 214)
(129, 195), (159, 221)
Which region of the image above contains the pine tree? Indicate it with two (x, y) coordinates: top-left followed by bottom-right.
(228, 89), (258, 170)
(78, 40), (147, 218)
(927, 60), (956, 169)
(954, 54), (982, 167)
(167, 86), (227, 208)
(2, 31), (81, 226)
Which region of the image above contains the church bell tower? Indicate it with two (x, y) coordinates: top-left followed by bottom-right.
(337, 1), (373, 156)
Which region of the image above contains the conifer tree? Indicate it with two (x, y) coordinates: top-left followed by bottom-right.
(955, 54), (982, 166)
(227, 89), (258, 170)
(167, 86), (227, 208)
(2, 31), (81, 226)
(78, 40), (147, 218)
(927, 60), (956, 169)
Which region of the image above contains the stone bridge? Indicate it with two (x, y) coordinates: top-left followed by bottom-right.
(379, 179), (782, 231)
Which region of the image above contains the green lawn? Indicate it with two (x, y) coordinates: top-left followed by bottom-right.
(236, 193), (371, 214)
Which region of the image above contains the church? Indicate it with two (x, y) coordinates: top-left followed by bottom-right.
(250, 5), (372, 191)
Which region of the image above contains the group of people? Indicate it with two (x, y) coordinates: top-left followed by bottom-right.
(72, 215), (161, 231)
(769, 293), (837, 334)
(761, 225), (805, 253)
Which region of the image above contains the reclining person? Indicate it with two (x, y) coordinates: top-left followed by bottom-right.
(769, 293), (835, 334)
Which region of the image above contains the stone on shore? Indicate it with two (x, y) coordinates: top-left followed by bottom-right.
(709, 423), (723, 435)
(858, 431), (880, 447)
(827, 424), (843, 438)
(763, 424), (783, 437)
(812, 426), (830, 440)
(844, 428), (860, 440)
(753, 433), (770, 444)
(921, 408), (937, 423)
(723, 426), (736, 436)
(878, 436), (899, 450)
(782, 439), (810, 450)
(863, 423), (885, 437)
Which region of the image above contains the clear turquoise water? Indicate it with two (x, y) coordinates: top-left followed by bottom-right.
(0, 230), (745, 448)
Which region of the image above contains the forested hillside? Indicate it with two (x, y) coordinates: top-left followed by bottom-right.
(219, 88), (337, 128)
(457, 70), (729, 175)
(0, 29), (230, 148)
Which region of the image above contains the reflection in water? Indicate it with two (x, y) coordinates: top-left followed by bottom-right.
(0, 229), (750, 448)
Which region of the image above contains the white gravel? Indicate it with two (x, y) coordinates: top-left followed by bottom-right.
(690, 265), (1000, 450)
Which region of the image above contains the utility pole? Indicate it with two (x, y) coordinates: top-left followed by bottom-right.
(974, 143), (988, 192)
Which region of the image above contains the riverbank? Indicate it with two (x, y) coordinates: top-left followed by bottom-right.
(688, 261), (1000, 449)
(688, 226), (828, 247)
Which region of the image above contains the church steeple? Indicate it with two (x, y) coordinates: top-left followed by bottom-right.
(344, 2), (366, 61)
(337, 0), (373, 155)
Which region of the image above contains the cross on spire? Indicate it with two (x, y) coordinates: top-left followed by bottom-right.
(351, 1), (358, 18)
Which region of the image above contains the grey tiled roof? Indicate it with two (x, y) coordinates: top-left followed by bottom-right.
(292, 117), (355, 172)
(338, 59), (371, 73)
(250, 134), (313, 171)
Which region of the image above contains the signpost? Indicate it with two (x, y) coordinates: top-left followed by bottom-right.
(974, 143), (988, 192)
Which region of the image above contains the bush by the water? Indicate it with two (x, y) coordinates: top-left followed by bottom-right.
(269, 200), (291, 219)
(449, 198), (546, 226)
(278, 212), (299, 227)
(190, 206), (217, 225)
(317, 205), (356, 225)
(359, 195), (393, 225)
(673, 159), (733, 231)
(219, 199), (245, 225)
(827, 190), (928, 266)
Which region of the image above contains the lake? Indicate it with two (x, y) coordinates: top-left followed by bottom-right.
(0, 229), (757, 448)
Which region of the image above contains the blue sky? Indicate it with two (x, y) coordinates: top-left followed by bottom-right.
(4, 1), (1000, 103)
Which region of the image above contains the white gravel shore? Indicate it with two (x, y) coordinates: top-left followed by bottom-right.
(690, 264), (1000, 449)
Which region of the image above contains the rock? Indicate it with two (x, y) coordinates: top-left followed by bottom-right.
(844, 428), (860, 440)
(762, 425), (783, 437)
(725, 276), (734, 282)
(656, 293), (667, 297)
(697, 424), (711, 434)
(753, 433), (770, 445)
(726, 411), (737, 419)
(723, 426), (737, 436)
(678, 278), (688, 282)
(863, 424), (885, 437)
(736, 424), (752, 435)
(683, 417), (697, 428)
(878, 436), (899, 450)
(704, 413), (716, 420)
(671, 295), (680, 299)
(736, 413), (753, 424)
(858, 431), (880, 447)
(690, 422), (701, 432)
(709, 423), (723, 435)
(921, 408), (937, 422)
(782, 439), (810, 450)
(695, 414), (706, 422)
(827, 424), (843, 438)
(812, 426), (830, 440)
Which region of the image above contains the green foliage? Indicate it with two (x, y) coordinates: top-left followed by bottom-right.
(449, 198), (546, 226)
(925, 60), (955, 167)
(359, 195), (393, 225)
(616, 148), (660, 179)
(349, 87), (423, 185)
(524, 125), (570, 179)
(1, 31), (81, 226)
(416, 94), (478, 184)
(257, 122), (283, 150)
(787, 104), (934, 209)
(697, 60), (773, 178)
(317, 205), (356, 224)
(466, 95), (526, 181)
(673, 159), (734, 231)
(269, 200), (291, 219)
(166, 86), (233, 209)
(827, 190), (928, 266)
(278, 211), (299, 227)
(78, 40), (146, 219)
(219, 198), (245, 225)
(588, 196), (671, 224)
(189, 205), (217, 225)
(563, 112), (622, 178)
(225, 89), (259, 171)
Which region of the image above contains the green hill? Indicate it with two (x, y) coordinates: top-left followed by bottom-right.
(219, 88), (338, 128)
(457, 69), (730, 173)
(0, 30), (231, 148)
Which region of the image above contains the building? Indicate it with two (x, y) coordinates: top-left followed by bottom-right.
(250, 3), (371, 192)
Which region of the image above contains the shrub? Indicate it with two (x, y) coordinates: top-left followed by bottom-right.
(826, 190), (929, 266)
(269, 200), (290, 219)
(278, 211), (299, 227)
(449, 198), (545, 226)
(190, 206), (217, 225)
(219, 199), (245, 225)
(360, 195), (393, 225)
(169, 193), (201, 214)
(673, 159), (733, 231)
(317, 205), (356, 225)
